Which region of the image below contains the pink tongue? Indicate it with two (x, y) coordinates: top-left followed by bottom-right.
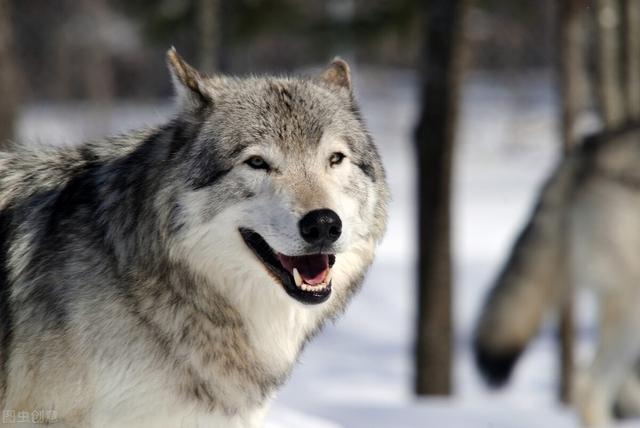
(278, 254), (329, 285)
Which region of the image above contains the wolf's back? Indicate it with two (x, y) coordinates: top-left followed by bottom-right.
(0, 130), (155, 211)
(473, 154), (578, 386)
(2, 134), (142, 207)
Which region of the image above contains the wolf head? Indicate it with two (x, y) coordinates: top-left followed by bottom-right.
(163, 49), (388, 335)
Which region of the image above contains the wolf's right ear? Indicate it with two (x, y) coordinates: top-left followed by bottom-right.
(320, 58), (352, 92)
(167, 47), (212, 110)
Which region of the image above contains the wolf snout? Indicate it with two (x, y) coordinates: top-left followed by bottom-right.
(298, 209), (342, 245)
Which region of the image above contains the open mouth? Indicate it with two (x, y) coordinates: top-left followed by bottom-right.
(239, 228), (335, 304)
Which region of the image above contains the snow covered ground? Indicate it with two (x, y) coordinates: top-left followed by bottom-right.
(14, 69), (627, 427)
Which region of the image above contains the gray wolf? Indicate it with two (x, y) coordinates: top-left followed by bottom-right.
(0, 49), (389, 427)
(473, 127), (640, 426)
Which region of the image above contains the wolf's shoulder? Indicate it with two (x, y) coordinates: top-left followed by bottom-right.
(0, 127), (157, 209)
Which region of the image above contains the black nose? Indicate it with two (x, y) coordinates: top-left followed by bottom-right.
(298, 209), (342, 245)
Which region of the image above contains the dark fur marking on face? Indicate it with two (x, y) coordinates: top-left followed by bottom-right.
(227, 143), (249, 160)
(268, 83), (297, 117)
(187, 132), (247, 191)
(356, 162), (376, 182)
(280, 89), (293, 112)
(0, 207), (14, 400)
(344, 132), (380, 183)
(191, 168), (231, 191)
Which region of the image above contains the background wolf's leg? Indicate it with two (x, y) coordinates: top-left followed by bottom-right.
(613, 359), (640, 420)
(576, 290), (640, 427)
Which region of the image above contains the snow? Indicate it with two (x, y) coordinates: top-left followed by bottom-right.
(13, 69), (622, 427)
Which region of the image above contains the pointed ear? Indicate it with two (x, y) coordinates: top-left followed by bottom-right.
(320, 57), (352, 91)
(167, 47), (211, 109)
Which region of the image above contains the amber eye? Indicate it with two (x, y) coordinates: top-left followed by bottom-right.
(329, 152), (346, 167)
(245, 156), (271, 171)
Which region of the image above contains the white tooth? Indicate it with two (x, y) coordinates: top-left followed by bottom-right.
(293, 268), (303, 287)
(325, 269), (333, 284)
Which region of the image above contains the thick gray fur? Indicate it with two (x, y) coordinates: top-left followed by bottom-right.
(0, 51), (388, 427)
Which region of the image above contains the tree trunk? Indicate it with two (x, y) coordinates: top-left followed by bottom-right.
(595, 0), (625, 127)
(0, 0), (18, 148)
(83, 0), (114, 103)
(557, 0), (585, 405)
(414, 0), (468, 396)
(624, 0), (640, 120)
(197, 0), (220, 73)
(76, 0), (114, 137)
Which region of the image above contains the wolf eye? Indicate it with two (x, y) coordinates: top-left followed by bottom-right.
(329, 152), (346, 167)
(245, 156), (270, 171)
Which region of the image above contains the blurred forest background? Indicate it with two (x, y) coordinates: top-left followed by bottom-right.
(0, 0), (554, 104)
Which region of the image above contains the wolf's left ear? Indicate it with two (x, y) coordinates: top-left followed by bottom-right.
(320, 58), (352, 92)
(167, 47), (212, 109)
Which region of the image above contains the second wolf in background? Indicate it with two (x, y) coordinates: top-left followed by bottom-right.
(474, 128), (640, 427)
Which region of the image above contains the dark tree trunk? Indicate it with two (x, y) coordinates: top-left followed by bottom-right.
(83, 0), (114, 103)
(197, 0), (219, 73)
(624, 0), (640, 120)
(414, 0), (468, 396)
(595, 0), (625, 127)
(77, 0), (114, 137)
(557, 0), (585, 404)
(0, 0), (18, 148)
(197, 0), (232, 73)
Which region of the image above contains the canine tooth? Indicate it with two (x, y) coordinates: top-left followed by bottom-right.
(325, 269), (333, 284)
(293, 268), (303, 287)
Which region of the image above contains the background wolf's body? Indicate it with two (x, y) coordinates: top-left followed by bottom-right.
(0, 52), (389, 427)
(474, 127), (640, 426)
